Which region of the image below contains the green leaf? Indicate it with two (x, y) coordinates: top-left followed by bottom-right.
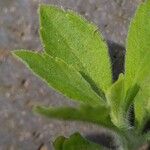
(106, 74), (127, 128)
(125, 0), (150, 90)
(34, 104), (114, 129)
(39, 4), (112, 93)
(124, 84), (140, 113)
(13, 50), (104, 106)
(126, 1), (150, 130)
(134, 77), (150, 132)
(53, 132), (105, 150)
(125, 0), (150, 113)
(53, 136), (66, 150)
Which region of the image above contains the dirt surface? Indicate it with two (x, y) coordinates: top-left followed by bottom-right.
(0, 0), (144, 150)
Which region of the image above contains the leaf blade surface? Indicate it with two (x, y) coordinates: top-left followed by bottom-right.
(134, 77), (150, 132)
(53, 133), (104, 150)
(13, 50), (104, 106)
(125, 0), (150, 90)
(40, 4), (112, 92)
(106, 74), (126, 128)
(34, 104), (114, 129)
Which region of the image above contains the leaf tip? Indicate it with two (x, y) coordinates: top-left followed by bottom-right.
(33, 105), (46, 115)
(11, 50), (26, 60)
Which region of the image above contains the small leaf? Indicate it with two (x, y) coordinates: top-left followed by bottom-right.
(40, 4), (112, 93)
(134, 77), (150, 132)
(125, 0), (150, 90)
(13, 50), (104, 106)
(53, 132), (105, 150)
(106, 74), (127, 128)
(53, 136), (66, 150)
(34, 104), (114, 129)
(124, 84), (140, 113)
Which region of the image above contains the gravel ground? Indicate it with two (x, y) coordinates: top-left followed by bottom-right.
(0, 0), (144, 150)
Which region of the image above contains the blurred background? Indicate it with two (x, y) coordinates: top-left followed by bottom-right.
(0, 0), (143, 149)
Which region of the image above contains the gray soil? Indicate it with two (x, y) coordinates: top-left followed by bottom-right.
(0, 0), (145, 150)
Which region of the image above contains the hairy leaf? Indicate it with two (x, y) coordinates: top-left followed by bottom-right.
(40, 4), (112, 93)
(125, 0), (150, 90)
(125, 0), (150, 114)
(34, 104), (114, 129)
(53, 132), (104, 150)
(106, 74), (127, 128)
(134, 77), (150, 132)
(13, 50), (104, 106)
(126, 1), (150, 130)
